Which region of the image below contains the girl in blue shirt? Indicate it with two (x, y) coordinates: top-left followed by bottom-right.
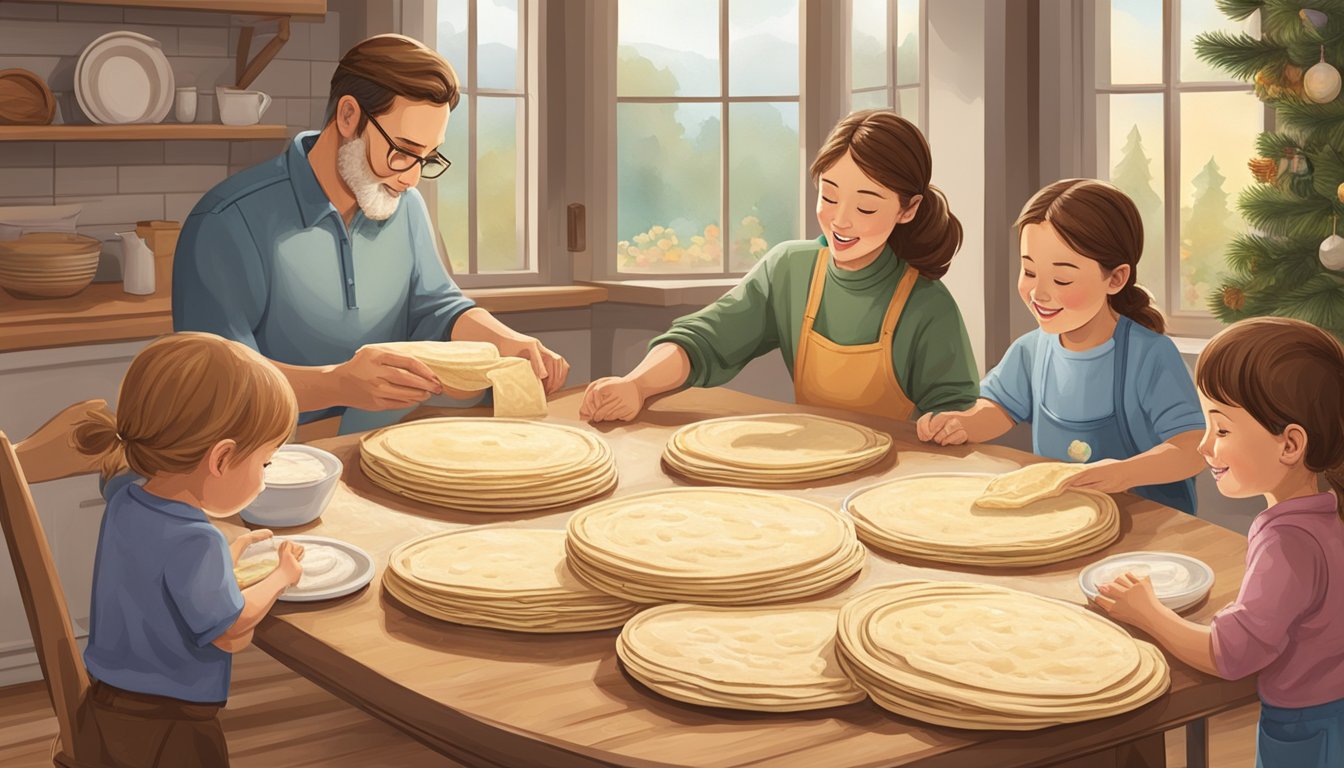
(71, 332), (305, 768)
(916, 179), (1206, 514)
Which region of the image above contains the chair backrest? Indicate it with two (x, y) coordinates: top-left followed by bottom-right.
(0, 432), (91, 760)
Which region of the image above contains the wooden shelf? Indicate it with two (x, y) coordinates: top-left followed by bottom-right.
(0, 124), (288, 142)
(5, 0), (328, 16)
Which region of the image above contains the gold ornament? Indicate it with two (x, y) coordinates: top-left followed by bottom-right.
(1222, 286), (1247, 312)
(1249, 156), (1278, 183)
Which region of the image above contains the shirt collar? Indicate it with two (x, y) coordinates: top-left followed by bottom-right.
(1250, 492), (1340, 539)
(127, 483), (210, 523)
(287, 131), (342, 229)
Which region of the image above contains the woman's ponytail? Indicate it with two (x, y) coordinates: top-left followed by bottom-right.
(896, 183), (962, 280)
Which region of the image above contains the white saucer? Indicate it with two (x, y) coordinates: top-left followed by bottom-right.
(1079, 551), (1214, 613)
(269, 535), (374, 603)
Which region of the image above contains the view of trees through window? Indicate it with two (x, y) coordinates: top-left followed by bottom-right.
(1097, 0), (1261, 314)
(616, 0), (801, 275)
(436, 0), (528, 276)
(850, 0), (922, 124)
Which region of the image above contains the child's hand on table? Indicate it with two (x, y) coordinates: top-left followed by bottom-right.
(1093, 571), (1164, 630)
(1063, 458), (1135, 494)
(277, 541), (305, 588)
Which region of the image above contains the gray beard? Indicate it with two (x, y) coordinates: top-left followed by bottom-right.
(336, 135), (401, 221)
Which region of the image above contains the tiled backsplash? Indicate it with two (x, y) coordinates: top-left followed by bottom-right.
(0, 3), (341, 259)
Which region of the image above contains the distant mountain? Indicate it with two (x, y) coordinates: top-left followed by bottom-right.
(624, 37), (799, 97)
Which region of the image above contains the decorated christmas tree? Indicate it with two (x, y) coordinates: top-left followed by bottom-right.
(1195, 0), (1344, 339)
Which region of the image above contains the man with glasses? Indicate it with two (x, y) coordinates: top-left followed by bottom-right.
(173, 34), (569, 433)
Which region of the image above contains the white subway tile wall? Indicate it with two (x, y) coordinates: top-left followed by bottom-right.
(0, 3), (342, 253)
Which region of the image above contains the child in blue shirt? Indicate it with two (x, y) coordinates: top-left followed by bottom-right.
(71, 332), (304, 767)
(916, 179), (1206, 513)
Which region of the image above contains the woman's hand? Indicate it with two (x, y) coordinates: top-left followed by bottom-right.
(579, 377), (646, 423)
(1093, 571), (1165, 631)
(915, 410), (971, 445)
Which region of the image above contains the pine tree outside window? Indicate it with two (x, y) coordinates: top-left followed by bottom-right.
(849, 0), (926, 129)
(1088, 0), (1265, 336)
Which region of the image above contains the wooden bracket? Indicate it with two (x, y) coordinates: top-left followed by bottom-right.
(235, 17), (291, 90)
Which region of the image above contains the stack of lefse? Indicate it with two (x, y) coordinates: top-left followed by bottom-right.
(563, 487), (867, 605)
(836, 580), (1170, 729)
(383, 528), (641, 632)
(360, 417), (618, 513)
(843, 464), (1120, 568)
(615, 603), (867, 712)
(662, 413), (892, 485)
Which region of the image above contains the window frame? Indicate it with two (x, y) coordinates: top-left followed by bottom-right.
(846, 0), (928, 134)
(605, 0), (805, 281)
(410, 0), (547, 289)
(1083, 0), (1270, 337)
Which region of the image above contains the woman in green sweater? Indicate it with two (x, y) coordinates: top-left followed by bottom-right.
(580, 109), (979, 423)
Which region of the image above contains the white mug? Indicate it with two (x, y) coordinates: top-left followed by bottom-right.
(216, 86), (272, 126)
(175, 86), (197, 123)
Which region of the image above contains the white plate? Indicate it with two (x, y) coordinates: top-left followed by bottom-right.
(76, 31), (173, 124)
(262, 535), (375, 603)
(1079, 551), (1214, 613)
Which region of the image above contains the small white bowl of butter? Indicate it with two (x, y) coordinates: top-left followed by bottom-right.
(1079, 551), (1215, 614)
(241, 444), (342, 528)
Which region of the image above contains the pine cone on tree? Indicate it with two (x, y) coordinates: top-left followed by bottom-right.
(1248, 156), (1279, 183)
(1222, 286), (1247, 312)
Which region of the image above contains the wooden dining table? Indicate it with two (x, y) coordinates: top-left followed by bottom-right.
(222, 387), (1257, 768)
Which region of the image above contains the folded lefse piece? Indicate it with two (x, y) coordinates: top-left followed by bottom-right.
(375, 341), (547, 419)
(974, 461), (1090, 509)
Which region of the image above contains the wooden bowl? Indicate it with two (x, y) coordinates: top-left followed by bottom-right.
(0, 69), (56, 126)
(0, 232), (101, 298)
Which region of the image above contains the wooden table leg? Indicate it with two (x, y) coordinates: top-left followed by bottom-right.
(1045, 731), (1166, 767)
(1185, 718), (1209, 768)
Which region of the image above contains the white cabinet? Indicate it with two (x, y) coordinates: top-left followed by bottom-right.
(0, 339), (148, 686)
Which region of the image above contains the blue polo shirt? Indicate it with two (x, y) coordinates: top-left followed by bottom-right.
(172, 131), (477, 428)
(83, 476), (244, 704)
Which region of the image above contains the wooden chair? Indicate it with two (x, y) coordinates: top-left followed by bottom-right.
(0, 432), (101, 767)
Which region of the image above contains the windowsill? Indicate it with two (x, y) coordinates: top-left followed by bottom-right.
(466, 285), (608, 313)
(1171, 336), (1212, 356)
(580, 279), (738, 307)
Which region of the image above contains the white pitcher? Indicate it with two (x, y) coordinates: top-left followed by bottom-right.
(117, 231), (155, 295)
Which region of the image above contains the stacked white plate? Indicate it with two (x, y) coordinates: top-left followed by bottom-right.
(75, 31), (174, 124)
(617, 604), (867, 712)
(836, 581), (1171, 730)
(384, 528), (641, 633)
(1079, 551), (1215, 613)
(565, 488), (866, 605)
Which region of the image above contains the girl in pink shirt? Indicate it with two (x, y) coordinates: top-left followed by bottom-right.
(1096, 317), (1344, 767)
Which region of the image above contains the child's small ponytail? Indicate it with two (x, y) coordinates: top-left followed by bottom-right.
(72, 408), (127, 482)
(1327, 463), (1344, 523)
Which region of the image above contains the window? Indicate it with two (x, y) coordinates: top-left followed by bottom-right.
(1090, 0), (1262, 332)
(849, 0), (925, 128)
(431, 0), (536, 283)
(615, 0), (802, 276)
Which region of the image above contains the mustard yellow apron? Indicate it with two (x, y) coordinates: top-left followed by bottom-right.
(792, 248), (920, 420)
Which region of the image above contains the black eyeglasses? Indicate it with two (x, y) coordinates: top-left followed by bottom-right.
(365, 114), (451, 179)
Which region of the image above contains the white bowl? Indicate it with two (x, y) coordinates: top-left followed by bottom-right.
(1079, 551), (1214, 614)
(241, 444), (342, 528)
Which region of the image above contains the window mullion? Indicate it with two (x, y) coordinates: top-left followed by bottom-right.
(1164, 0), (1179, 318)
(468, 0), (479, 277)
(720, 0), (730, 278)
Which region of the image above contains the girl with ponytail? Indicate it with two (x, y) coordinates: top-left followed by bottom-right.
(917, 179), (1206, 514)
(66, 332), (304, 768)
(1097, 317), (1344, 768)
(581, 109), (979, 423)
